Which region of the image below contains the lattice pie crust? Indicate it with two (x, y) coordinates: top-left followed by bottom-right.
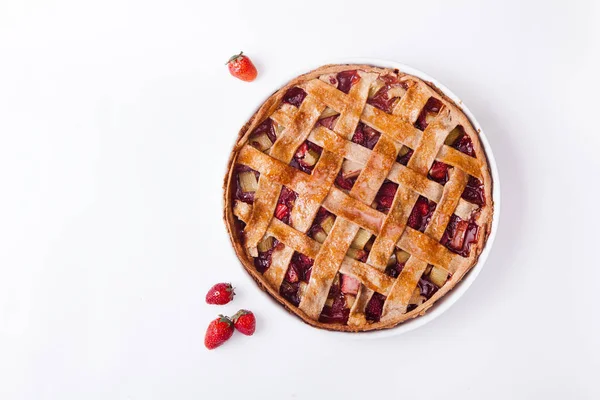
(224, 64), (493, 332)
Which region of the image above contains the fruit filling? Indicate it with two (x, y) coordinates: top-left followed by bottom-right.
(427, 265), (450, 288)
(407, 196), (437, 232)
(275, 186), (298, 225)
(248, 118), (277, 152)
(367, 75), (408, 113)
(290, 141), (323, 173)
(405, 289), (428, 313)
(384, 249), (411, 278)
(317, 110), (339, 130)
(319, 274), (352, 324)
(346, 229), (373, 262)
(279, 280), (301, 307)
(280, 252), (314, 306)
(234, 165), (260, 204)
(254, 236), (280, 273)
(441, 214), (479, 257)
(334, 159), (362, 190)
(365, 292), (386, 322)
(415, 97), (443, 130)
(334, 172), (357, 191)
(340, 274), (361, 296)
(373, 181), (398, 213)
(461, 176), (485, 206)
(351, 122), (381, 150)
(446, 125), (476, 157)
(335, 70), (361, 94)
(428, 160), (451, 185)
(308, 207), (336, 244)
(397, 146), (413, 165)
(282, 87), (307, 108)
(453, 135), (475, 157)
(284, 252), (314, 284)
(418, 277), (438, 300)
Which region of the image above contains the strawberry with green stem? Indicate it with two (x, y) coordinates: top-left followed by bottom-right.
(205, 283), (235, 305)
(232, 310), (256, 336)
(226, 51), (258, 82)
(204, 315), (235, 350)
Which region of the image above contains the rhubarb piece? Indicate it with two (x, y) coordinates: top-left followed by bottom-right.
(313, 230), (327, 244)
(320, 107), (339, 118)
(444, 126), (463, 146)
(429, 266), (449, 287)
(321, 215), (335, 234)
(340, 274), (360, 296)
(257, 236), (274, 253)
(239, 171), (258, 193)
(249, 133), (273, 152)
(351, 229), (371, 249)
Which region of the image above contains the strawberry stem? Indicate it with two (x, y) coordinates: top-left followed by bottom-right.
(226, 51), (243, 65)
(232, 309), (249, 322)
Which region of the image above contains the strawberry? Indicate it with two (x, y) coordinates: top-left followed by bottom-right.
(204, 315), (235, 350)
(232, 310), (256, 336)
(226, 51), (258, 82)
(274, 203), (289, 221)
(205, 283), (235, 305)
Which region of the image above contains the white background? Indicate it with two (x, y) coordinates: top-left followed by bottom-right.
(1, 0), (599, 399)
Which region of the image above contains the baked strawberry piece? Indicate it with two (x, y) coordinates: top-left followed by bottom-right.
(290, 141), (323, 173)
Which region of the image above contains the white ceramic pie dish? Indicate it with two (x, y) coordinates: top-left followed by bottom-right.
(234, 57), (500, 338)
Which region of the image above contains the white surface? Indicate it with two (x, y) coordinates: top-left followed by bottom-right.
(1, 1), (599, 399)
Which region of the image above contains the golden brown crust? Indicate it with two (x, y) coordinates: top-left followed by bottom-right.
(223, 64), (494, 332)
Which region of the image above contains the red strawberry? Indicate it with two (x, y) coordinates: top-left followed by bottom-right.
(204, 315), (234, 350)
(275, 203), (289, 221)
(205, 283), (235, 305)
(232, 310), (256, 336)
(226, 51), (258, 82)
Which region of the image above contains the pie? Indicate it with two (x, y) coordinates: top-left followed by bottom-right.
(223, 64), (493, 332)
